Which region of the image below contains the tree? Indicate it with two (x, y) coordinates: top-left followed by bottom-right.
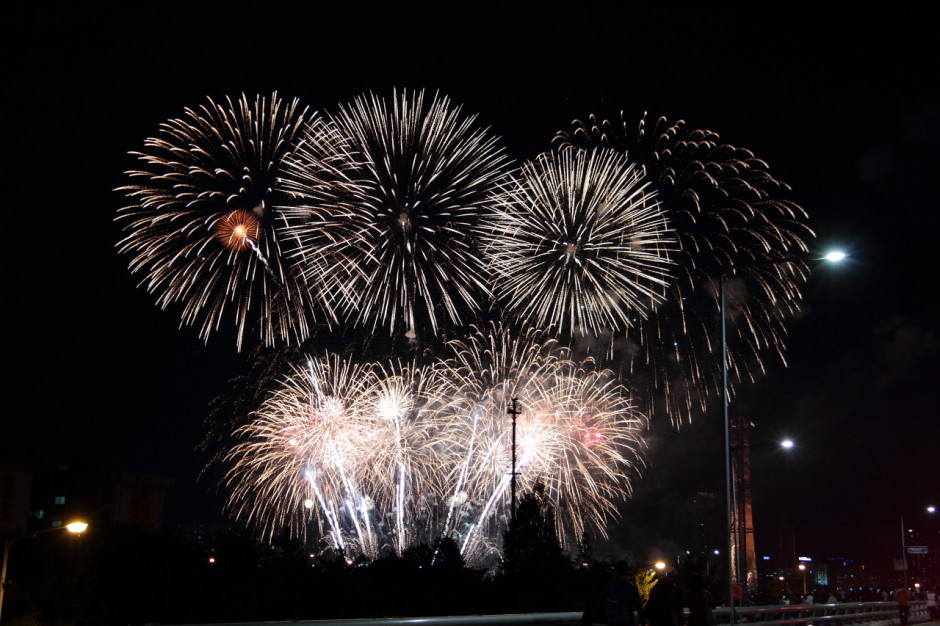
(503, 480), (567, 576)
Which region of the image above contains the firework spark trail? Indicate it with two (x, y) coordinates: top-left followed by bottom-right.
(554, 113), (813, 424)
(304, 470), (344, 551)
(280, 89), (511, 336)
(439, 408), (485, 543)
(364, 362), (447, 555)
(486, 148), (675, 336)
(223, 326), (646, 566)
(277, 117), (373, 316)
(116, 93), (340, 350)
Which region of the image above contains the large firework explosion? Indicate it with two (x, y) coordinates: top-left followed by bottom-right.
(555, 113), (813, 424)
(223, 326), (646, 566)
(281, 89), (511, 337)
(486, 148), (674, 335)
(116, 93), (342, 350)
(118, 91), (812, 564)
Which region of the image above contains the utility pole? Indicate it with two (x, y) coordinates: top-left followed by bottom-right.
(507, 398), (521, 574)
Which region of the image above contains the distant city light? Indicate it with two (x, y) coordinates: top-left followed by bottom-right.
(798, 556), (812, 561)
(781, 439), (795, 449)
(824, 250), (846, 262)
(927, 506), (936, 513)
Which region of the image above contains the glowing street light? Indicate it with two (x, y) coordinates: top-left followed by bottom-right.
(719, 250), (844, 623)
(1, 521), (88, 622)
(780, 439), (795, 450)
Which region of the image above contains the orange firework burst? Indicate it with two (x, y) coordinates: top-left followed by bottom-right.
(215, 209), (262, 251)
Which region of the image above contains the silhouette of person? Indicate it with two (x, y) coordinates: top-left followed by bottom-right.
(895, 587), (910, 626)
(606, 562), (643, 626)
(647, 573), (682, 626)
(926, 587), (938, 620)
(685, 574), (715, 626)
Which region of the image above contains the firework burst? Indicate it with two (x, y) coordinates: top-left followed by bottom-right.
(117, 93), (339, 350)
(224, 355), (385, 556)
(486, 149), (675, 335)
(280, 89), (511, 336)
(117, 92), (815, 567)
(555, 113), (813, 424)
(222, 325), (646, 565)
(436, 324), (647, 558)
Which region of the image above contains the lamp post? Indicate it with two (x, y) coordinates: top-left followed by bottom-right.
(0, 521), (88, 622)
(719, 249), (845, 622)
(798, 563), (807, 595)
(507, 398), (521, 575)
(721, 274), (735, 622)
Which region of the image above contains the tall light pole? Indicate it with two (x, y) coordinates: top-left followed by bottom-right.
(507, 398), (521, 575)
(721, 275), (736, 622)
(720, 249), (845, 621)
(0, 521), (88, 622)
(900, 514), (909, 589)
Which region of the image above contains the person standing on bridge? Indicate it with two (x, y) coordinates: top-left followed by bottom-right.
(646, 573), (682, 626)
(684, 575), (716, 626)
(604, 562), (643, 626)
(926, 587), (938, 620)
(895, 586), (910, 626)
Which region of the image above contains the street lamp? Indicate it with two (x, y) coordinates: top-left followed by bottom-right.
(719, 250), (844, 622)
(507, 398), (521, 575)
(0, 521), (88, 622)
(798, 563), (807, 595)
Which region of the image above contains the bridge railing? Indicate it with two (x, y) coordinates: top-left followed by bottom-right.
(713, 601), (930, 625)
(189, 601), (931, 626)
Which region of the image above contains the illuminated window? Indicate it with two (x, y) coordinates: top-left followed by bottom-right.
(51, 520), (63, 527)
(54, 496), (66, 505)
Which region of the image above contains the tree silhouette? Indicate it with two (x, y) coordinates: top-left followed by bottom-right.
(503, 480), (567, 576)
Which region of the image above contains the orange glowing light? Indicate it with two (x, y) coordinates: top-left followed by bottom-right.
(215, 210), (261, 251)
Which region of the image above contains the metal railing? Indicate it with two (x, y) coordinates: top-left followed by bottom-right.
(712, 601), (931, 625)
(188, 601), (933, 626)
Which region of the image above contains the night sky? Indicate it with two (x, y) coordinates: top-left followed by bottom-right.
(7, 2), (938, 574)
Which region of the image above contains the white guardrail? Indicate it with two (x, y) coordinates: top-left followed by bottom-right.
(186, 600), (933, 626)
